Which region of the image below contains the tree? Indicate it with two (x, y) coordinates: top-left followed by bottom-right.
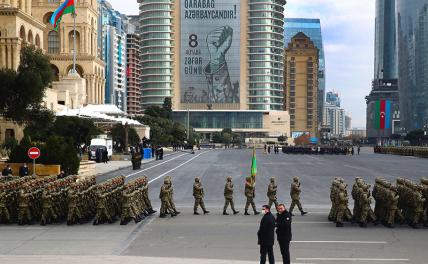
(110, 123), (140, 152)
(405, 129), (427, 145)
(212, 132), (223, 143)
(0, 45), (52, 123)
(162, 97), (172, 118)
(23, 108), (55, 142)
(52, 116), (101, 146)
(278, 135), (287, 143)
(172, 122), (186, 143)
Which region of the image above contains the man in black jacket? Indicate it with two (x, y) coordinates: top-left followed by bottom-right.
(257, 205), (275, 264)
(276, 204), (292, 264)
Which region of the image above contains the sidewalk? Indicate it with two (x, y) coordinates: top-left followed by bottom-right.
(94, 150), (176, 175)
(0, 256), (258, 264)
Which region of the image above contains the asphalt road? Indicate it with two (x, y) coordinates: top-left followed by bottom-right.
(1, 147), (428, 264)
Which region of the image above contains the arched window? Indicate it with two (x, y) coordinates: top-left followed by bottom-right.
(68, 30), (80, 54)
(48, 31), (60, 54)
(35, 34), (40, 47)
(19, 26), (25, 41)
(43, 12), (54, 25)
(27, 30), (33, 44)
(51, 64), (59, 81)
(67, 64), (84, 77)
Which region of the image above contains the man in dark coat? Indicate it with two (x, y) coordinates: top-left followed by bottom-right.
(19, 163), (29, 177)
(276, 204), (292, 264)
(2, 165), (12, 176)
(257, 205), (276, 264)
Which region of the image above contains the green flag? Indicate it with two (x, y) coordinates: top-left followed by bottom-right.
(251, 147), (257, 178)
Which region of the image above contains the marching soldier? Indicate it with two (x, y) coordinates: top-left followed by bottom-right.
(193, 177), (209, 215)
(40, 187), (57, 226)
(142, 176), (156, 215)
(17, 187), (32, 225)
(386, 185), (403, 228)
(223, 177), (239, 215)
(244, 176), (259, 215)
(0, 185), (10, 223)
(93, 187), (112, 225)
(166, 177), (180, 215)
(159, 178), (175, 218)
(358, 184), (376, 227)
(335, 183), (352, 227)
(289, 177), (307, 216)
(267, 177), (278, 210)
(67, 187), (82, 225)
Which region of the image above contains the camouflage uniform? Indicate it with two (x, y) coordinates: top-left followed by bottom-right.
(193, 178), (209, 215)
(289, 177), (307, 216)
(267, 177), (278, 210)
(223, 177), (238, 215)
(159, 178), (175, 218)
(244, 177), (259, 215)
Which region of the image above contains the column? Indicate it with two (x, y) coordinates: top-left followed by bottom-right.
(62, 26), (66, 53)
(11, 46), (16, 70)
(7, 45), (12, 69)
(85, 76), (90, 104)
(26, 0), (31, 14)
(90, 75), (95, 104)
(83, 27), (86, 54)
(99, 81), (103, 104)
(10, 0), (16, 8)
(0, 45), (5, 68)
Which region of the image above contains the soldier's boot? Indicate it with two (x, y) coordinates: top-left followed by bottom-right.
(134, 216), (142, 223)
(336, 222), (344, 227)
(93, 219), (99, 225)
(170, 212), (176, 217)
(159, 213), (167, 218)
(233, 210), (239, 215)
(120, 218), (128, 225)
(203, 210), (210, 214)
(194, 211), (200, 215)
(300, 210), (308, 216)
(359, 222), (367, 228)
(174, 211), (181, 215)
(223, 211), (229, 215)
(385, 223), (394, 228)
(244, 210), (250, 216)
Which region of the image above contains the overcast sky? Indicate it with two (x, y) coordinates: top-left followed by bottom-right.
(108, 0), (375, 128)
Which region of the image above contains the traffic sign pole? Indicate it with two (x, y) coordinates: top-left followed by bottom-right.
(27, 147), (41, 177)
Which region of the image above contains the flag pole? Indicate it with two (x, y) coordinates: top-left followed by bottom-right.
(72, 11), (76, 74)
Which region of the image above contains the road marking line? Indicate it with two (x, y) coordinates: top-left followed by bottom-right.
(293, 221), (331, 224)
(125, 153), (188, 178)
(297, 258), (409, 262)
(149, 151), (209, 184)
(293, 241), (387, 244)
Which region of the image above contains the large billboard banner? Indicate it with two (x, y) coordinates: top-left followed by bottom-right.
(181, 0), (240, 104)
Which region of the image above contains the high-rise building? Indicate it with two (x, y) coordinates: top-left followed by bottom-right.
(139, 0), (290, 141)
(32, 0), (105, 104)
(284, 32), (319, 135)
(374, 0), (397, 80)
(345, 114), (352, 131)
(248, 0), (285, 111)
(366, 0), (399, 143)
(99, 0), (127, 112)
(125, 16), (142, 116)
(138, 0), (286, 111)
(323, 103), (345, 137)
(284, 18), (325, 127)
(326, 91), (340, 107)
(396, 0), (428, 130)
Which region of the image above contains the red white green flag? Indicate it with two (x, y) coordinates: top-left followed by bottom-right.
(50, 0), (76, 30)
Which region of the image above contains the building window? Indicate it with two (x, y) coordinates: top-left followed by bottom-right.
(48, 31), (59, 54)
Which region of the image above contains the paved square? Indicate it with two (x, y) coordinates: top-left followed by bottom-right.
(1, 148), (427, 263)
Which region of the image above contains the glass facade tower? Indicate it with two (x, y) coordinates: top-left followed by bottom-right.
(139, 0), (174, 108)
(248, 0), (286, 111)
(284, 18), (325, 127)
(396, 0), (428, 130)
(375, 0), (397, 80)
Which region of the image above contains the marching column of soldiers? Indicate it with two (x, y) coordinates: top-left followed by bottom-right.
(0, 174), (158, 226)
(282, 146), (351, 155)
(329, 177), (428, 228)
(374, 146), (428, 158)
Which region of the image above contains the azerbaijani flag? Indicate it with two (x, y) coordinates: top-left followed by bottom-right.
(250, 147), (257, 178)
(50, 0), (76, 30)
(374, 100), (391, 129)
